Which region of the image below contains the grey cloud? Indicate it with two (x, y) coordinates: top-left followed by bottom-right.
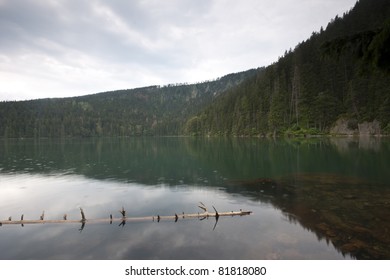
(0, 0), (358, 101)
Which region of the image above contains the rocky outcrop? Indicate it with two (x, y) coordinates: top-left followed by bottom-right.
(330, 118), (358, 135)
(330, 118), (381, 135)
(358, 120), (381, 135)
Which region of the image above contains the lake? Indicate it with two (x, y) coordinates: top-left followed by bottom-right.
(0, 137), (389, 259)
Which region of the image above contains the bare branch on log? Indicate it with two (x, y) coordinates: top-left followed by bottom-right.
(80, 208), (86, 221)
(40, 211), (45, 221)
(212, 206), (219, 218)
(119, 207), (126, 218)
(198, 202), (207, 212)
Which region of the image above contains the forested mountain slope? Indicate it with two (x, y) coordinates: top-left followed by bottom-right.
(184, 0), (390, 136)
(1, 0), (389, 138)
(0, 69), (257, 137)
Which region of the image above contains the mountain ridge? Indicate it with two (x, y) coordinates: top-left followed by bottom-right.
(0, 68), (258, 137)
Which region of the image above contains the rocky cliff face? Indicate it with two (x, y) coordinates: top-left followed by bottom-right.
(330, 118), (381, 135)
(358, 120), (381, 135)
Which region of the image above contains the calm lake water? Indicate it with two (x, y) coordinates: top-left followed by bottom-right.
(0, 137), (389, 260)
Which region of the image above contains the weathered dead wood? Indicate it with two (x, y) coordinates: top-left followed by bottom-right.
(0, 205), (252, 226)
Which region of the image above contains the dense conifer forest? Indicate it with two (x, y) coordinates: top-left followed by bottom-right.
(184, 0), (390, 136)
(0, 70), (257, 137)
(1, 0), (389, 138)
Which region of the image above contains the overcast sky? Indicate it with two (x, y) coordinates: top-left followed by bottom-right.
(0, 0), (357, 101)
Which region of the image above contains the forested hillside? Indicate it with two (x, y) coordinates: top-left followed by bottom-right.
(1, 0), (389, 138)
(0, 69), (257, 137)
(184, 0), (390, 136)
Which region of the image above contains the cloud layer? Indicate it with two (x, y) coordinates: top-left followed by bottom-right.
(0, 0), (357, 100)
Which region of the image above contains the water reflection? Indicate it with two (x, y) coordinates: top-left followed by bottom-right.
(1, 137), (389, 185)
(1, 173), (347, 259)
(233, 174), (390, 259)
(0, 137), (389, 259)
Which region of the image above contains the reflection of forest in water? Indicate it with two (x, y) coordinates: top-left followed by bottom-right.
(233, 173), (390, 259)
(1, 136), (389, 259)
(1, 136), (389, 184)
(227, 137), (390, 259)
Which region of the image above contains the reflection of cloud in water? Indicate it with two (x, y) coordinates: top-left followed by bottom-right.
(0, 212), (347, 259)
(0, 173), (348, 260)
(0, 173), (206, 220)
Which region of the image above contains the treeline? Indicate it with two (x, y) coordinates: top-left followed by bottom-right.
(184, 0), (390, 136)
(0, 69), (256, 138)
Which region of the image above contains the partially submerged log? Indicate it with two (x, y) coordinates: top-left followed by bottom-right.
(0, 203), (252, 226)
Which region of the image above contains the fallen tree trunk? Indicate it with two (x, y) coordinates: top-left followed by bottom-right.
(0, 204), (252, 226)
